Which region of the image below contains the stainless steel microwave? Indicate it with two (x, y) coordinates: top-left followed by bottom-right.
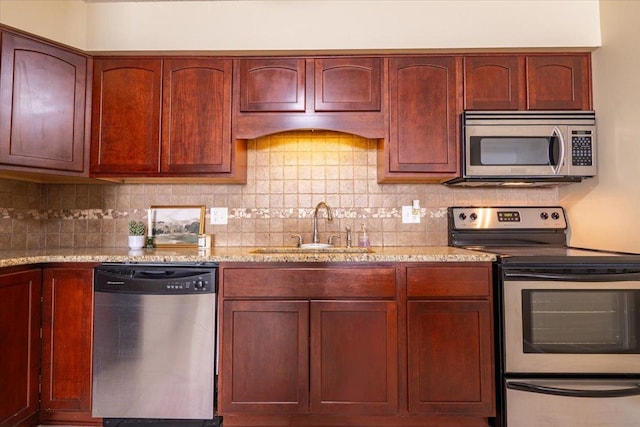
(445, 110), (597, 186)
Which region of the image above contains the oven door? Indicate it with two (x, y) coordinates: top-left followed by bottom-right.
(465, 124), (568, 177)
(503, 274), (640, 374)
(506, 378), (640, 427)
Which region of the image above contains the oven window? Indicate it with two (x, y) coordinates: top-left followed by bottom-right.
(469, 136), (559, 166)
(522, 290), (640, 354)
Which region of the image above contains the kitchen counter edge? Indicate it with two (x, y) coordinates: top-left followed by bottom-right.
(0, 246), (495, 269)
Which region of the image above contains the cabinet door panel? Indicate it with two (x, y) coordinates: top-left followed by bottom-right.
(221, 300), (309, 414)
(408, 300), (494, 415)
(0, 269), (41, 427)
(41, 268), (94, 413)
(387, 57), (460, 177)
(310, 300), (398, 415)
(464, 56), (524, 110)
(314, 58), (381, 111)
(238, 59), (306, 112)
(0, 33), (87, 173)
(91, 58), (161, 174)
(526, 55), (590, 110)
(162, 58), (232, 173)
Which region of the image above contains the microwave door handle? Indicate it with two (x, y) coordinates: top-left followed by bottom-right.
(507, 381), (640, 398)
(551, 126), (565, 175)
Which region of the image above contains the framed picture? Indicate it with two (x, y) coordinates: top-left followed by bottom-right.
(150, 205), (205, 248)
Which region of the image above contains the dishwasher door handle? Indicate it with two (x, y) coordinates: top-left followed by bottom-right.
(507, 381), (640, 398)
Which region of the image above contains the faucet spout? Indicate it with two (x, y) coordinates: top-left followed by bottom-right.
(312, 202), (333, 244)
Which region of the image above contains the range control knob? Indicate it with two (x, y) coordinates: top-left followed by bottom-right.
(194, 279), (206, 290)
(540, 212), (549, 220)
(469, 213), (478, 221)
(458, 213), (467, 220)
(551, 211), (560, 220)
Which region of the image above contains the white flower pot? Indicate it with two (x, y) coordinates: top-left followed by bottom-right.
(128, 235), (146, 250)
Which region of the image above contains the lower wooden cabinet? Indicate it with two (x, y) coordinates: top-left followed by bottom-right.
(310, 300), (398, 415)
(0, 268), (41, 427)
(220, 265), (399, 418)
(407, 300), (493, 415)
(223, 299), (398, 415)
(219, 262), (494, 427)
(405, 263), (495, 417)
(222, 300), (310, 414)
(40, 266), (99, 425)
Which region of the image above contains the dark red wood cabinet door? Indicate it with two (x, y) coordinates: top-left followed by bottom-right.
(526, 54), (591, 110)
(161, 58), (232, 174)
(387, 56), (460, 177)
(40, 268), (94, 415)
(0, 32), (88, 173)
(464, 56), (525, 110)
(91, 58), (162, 175)
(237, 58), (306, 112)
(310, 300), (398, 415)
(314, 57), (382, 112)
(407, 300), (494, 416)
(221, 300), (309, 414)
(0, 269), (41, 427)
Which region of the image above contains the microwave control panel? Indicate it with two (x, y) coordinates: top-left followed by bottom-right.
(571, 130), (593, 166)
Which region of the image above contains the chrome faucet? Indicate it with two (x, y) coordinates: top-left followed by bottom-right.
(312, 202), (333, 244)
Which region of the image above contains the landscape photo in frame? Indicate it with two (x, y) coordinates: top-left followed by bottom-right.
(150, 205), (205, 247)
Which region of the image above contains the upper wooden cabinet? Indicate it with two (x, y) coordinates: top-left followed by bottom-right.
(464, 54), (591, 111)
(314, 58), (382, 112)
(526, 54), (591, 110)
(380, 56), (461, 183)
(238, 58), (306, 112)
(0, 31), (90, 180)
(233, 57), (385, 139)
(91, 58), (162, 175)
(464, 56), (525, 110)
(162, 58), (233, 174)
(91, 57), (244, 182)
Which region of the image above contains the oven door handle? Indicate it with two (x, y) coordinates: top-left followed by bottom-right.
(503, 271), (640, 282)
(507, 381), (640, 398)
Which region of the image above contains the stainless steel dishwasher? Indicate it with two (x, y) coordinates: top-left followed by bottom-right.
(92, 263), (218, 423)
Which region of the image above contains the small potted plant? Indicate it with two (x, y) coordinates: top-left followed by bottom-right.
(128, 220), (146, 250)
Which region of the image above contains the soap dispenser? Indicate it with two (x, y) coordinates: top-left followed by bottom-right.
(358, 224), (370, 248)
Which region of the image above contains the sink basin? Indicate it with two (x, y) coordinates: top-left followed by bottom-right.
(300, 243), (332, 250)
(252, 246), (374, 254)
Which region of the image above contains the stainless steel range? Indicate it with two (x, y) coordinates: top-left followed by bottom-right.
(448, 207), (640, 427)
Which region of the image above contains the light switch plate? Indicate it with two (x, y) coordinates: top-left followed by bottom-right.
(210, 207), (228, 225)
(402, 205), (420, 224)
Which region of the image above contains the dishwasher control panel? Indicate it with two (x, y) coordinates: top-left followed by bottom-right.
(94, 264), (217, 294)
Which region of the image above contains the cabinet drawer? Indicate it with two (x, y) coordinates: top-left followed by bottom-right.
(407, 264), (492, 298)
(223, 266), (396, 299)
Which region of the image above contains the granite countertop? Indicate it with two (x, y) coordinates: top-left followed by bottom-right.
(0, 246), (495, 269)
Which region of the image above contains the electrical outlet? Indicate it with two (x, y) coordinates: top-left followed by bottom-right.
(402, 205), (420, 224)
(210, 207), (228, 225)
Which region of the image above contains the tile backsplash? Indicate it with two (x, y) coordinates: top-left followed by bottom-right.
(0, 131), (558, 250)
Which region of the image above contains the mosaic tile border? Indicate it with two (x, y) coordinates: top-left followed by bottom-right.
(0, 207), (449, 221)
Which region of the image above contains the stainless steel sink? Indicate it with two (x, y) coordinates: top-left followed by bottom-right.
(251, 246), (374, 254)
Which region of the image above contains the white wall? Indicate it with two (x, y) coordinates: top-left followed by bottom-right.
(562, 1), (640, 253)
(0, 0), (87, 48)
(1, 0), (601, 52)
